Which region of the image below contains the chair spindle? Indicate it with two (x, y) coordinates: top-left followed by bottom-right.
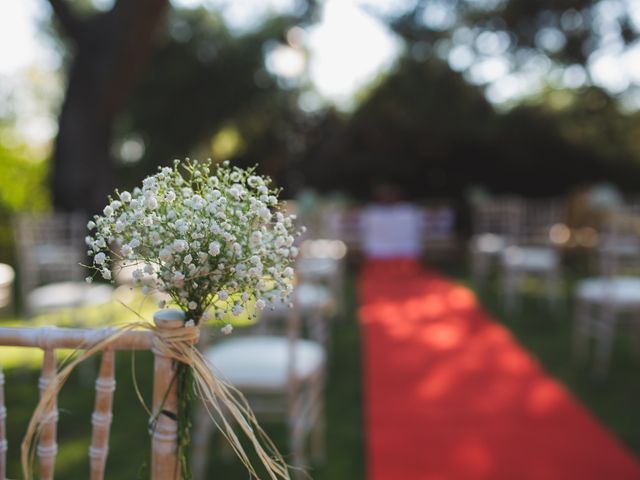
(151, 310), (184, 480)
(0, 361), (6, 480)
(38, 349), (58, 480)
(89, 349), (116, 480)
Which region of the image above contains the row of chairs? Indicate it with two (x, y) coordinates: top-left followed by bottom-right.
(191, 238), (345, 478)
(321, 202), (457, 260)
(469, 196), (640, 378)
(1, 207), (347, 477)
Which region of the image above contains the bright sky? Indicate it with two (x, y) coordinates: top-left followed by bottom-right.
(1, 0), (640, 144)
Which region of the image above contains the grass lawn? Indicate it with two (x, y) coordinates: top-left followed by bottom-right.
(3, 262), (640, 478)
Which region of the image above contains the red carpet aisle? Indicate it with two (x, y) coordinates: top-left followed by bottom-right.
(359, 259), (640, 480)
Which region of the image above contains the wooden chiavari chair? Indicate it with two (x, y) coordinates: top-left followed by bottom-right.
(574, 205), (640, 378)
(500, 198), (566, 311)
(13, 213), (113, 317)
(469, 196), (523, 285)
(0, 310), (186, 479)
(191, 288), (327, 480)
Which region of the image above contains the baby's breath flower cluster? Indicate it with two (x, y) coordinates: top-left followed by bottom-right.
(86, 159), (301, 324)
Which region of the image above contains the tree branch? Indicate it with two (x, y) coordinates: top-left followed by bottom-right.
(47, 0), (83, 42)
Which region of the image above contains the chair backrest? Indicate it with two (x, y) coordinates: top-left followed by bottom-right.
(420, 203), (456, 242)
(13, 213), (87, 297)
(471, 196), (524, 239)
(0, 311), (185, 480)
(598, 205), (640, 276)
(519, 198), (566, 246)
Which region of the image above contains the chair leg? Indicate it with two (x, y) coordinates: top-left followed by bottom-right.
(547, 269), (563, 313)
(290, 420), (307, 479)
(471, 252), (488, 287)
(310, 380), (326, 463)
(502, 268), (519, 313)
(190, 404), (216, 480)
(630, 314), (640, 360)
(572, 299), (591, 365)
(593, 306), (617, 380)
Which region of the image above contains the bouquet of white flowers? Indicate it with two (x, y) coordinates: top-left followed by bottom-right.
(83, 159), (301, 478)
(86, 159), (300, 325)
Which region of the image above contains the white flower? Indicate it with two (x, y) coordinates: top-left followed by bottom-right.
(120, 191), (132, 203)
(173, 272), (185, 287)
(159, 248), (172, 262)
(173, 239), (188, 252)
(87, 221), (96, 230)
(132, 269), (144, 280)
(221, 324), (233, 335)
(208, 241), (221, 256)
(256, 299), (266, 309)
(145, 196), (159, 210)
(175, 219), (188, 234)
(183, 254), (193, 264)
(188, 301), (197, 310)
(231, 304), (244, 316)
(258, 206), (271, 221)
(94, 252), (107, 265)
(85, 276), (93, 284)
(185, 319), (195, 328)
(121, 244), (133, 257)
(202, 311), (211, 320)
(191, 194), (205, 209)
(283, 267), (294, 278)
(103, 205), (114, 217)
(218, 290), (229, 301)
(101, 268), (111, 280)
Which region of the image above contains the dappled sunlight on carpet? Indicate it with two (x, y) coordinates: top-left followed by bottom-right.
(359, 258), (640, 480)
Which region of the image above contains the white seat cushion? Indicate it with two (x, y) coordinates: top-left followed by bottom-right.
(296, 284), (334, 313)
(27, 282), (114, 312)
(576, 277), (640, 306)
(206, 336), (325, 390)
(470, 234), (506, 255)
(502, 246), (558, 271)
(296, 258), (339, 280)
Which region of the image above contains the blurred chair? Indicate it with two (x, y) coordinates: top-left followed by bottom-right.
(297, 238), (346, 319)
(191, 290), (328, 479)
(469, 196), (523, 285)
(323, 206), (362, 254)
(0, 310), (186, 479)
(574, 206), (640, 378)
(420, 201), (457, 260)
(500, 198), (566, 311)
(0, 263), (15, 316)
(14, 212), (113, 317)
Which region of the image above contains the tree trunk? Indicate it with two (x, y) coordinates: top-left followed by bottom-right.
(49, 0), (168, 214)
